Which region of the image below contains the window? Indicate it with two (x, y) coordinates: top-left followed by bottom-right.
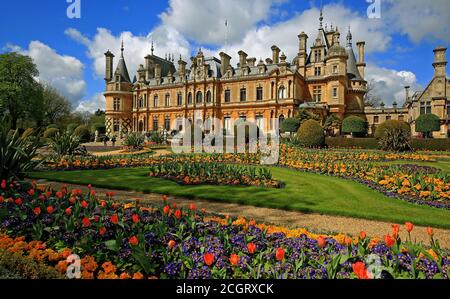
(165, 94), (170, 107)
(164, 117), (170, 131)
(314, 67), (321, 76)
(224, 117), (231, 133)
(153, 95), (158, 107)
(188, 92), (193, 105)
(113, 98), (121, 111)
(332, 87), (338, 98)
(206, 91), (212, 103)
(447, 103), (450, 116)
(240, 88), (247, 102)
(374, 116), (379, 124)
(224, 90), (231, 103)
(256, 87), (263, 101)
(314, 50), (321, 62)
(113, 119), (120, 132)
(152, 118), (158, 132)
(138, 97), (143, 108)
(196, 91), (203, 104)
(420, 101), (432, 115)
(333, 65), (338, 74)
(386, 115), (391, 121)
(144, 94), (147, 107)
(398, 115), (404, 121)
(313, 86), (322, 102)
(278, 86), (286, 99)
(177, 93), (183, 106)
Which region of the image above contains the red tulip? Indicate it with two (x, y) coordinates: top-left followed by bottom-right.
(69, 197), (76, 204)
(247, 243), (256, 254)
(275, 248), (285, 261)
(110, 214), (119, 224)
(172, 203), (177, 209)
(46, 206), (54, 214)
(129, 236), (139, 246)
(82, 217), (91, 228)
(81, 200), (88, 209)
(317, 236), (327, 248)
(15, 198), (22, 205)
(0, 196), (4, 204)
(229, 254), (239, 266)
(88, 184), (92, 189)
(132, 214), (140, 224)
(427, 227), (434, 237)
(168, 240), (176, 249)
(189, 203), (196, 211)
(112, 203), (119, 210)
(405, 222), (414, 233)
(45, 191), (52, 198)
(101, 200), (106, 208)
(352, 262), (370, 279)
(56, 191), (63, 199)
(203, 253), (215, 266)
(33, 207), (41, 216)
(1, 180), (6, 189)
(360, 231), (366, 239)
(39, 195), (46, 202)
(94, 215), (100, 222)
(27, 189), (35, 196)
(174, 209), (182, 219)
(90, 190), (96, 197)
(99, 227), (107, 236)
(163, 205), (170, 215)
(65, 207), (72, 216)
(391, 224), (400, 239)
(384, 235), (395, 247)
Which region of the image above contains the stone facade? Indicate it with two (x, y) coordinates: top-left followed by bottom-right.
(104, 12), (367, 138)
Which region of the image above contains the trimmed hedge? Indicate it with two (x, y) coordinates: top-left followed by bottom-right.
(296, 120), (325, 147)
(73, 125), (91, 143)
(326, 137), (450, 151)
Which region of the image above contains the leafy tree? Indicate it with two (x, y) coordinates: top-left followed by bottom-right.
(280, 118), (300, 135)
(415, 114), (440, 138)
(324, 114), (342, 136)
(294, 108), (321, 126)
(296, 119), (325, 147)
(342, 116), (367, 137)
(0, 52), (40, 129)
(41, 84), (72, 125)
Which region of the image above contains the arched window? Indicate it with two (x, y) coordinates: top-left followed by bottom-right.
(188, 92), (193, 105)
(278, 86), (286, 99)
(165, 94), (170, 107)
(279, 115), (285, 129)
(206, 90), (212, 103)
(153, 95), (158, 107)
(196, 91), (203, 104)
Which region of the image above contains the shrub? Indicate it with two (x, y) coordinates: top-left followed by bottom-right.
(124, 133), (145, 149)
(296, 119), (325, 147)
(280, 118), (300, 134)
(325, 137), (378, 149)
(66, 123), (79, 134)
(342, 116), (367, 136)
(375, 120), (411, 140)
(416, 114), (440, 138)
(411, 139), (450, 151)
(21, 128), (34, 138)
(46, 124), (59, 130)
(73, 125), (91, 143)
(92, 123), (106, 134)
(378, 127), (411, 152)
(0, 117), (42, 180)
(43, 128), (59, 139)
(48, 132), (81, 156)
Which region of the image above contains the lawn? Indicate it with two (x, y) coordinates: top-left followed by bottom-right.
(29, 166), (450, 229)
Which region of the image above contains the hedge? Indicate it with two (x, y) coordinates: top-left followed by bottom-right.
(326, 137), (450, 151)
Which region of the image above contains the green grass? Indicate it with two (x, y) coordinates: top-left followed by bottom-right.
(29, 166), (450, 229)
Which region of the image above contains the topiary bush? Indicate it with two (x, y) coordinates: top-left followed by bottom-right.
(342, 116), (367, 137)
(66, 123), (79, 134)
(73, 125), (91, 143)
(415, 114), (440, 138)
(296, 119), (325, 147)
(43, 128), (59, 139)
(375, 120), (411, 140)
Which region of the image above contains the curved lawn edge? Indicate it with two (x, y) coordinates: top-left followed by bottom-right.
(28, 167), (450, 229)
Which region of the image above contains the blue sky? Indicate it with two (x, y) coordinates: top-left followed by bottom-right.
(1, 0), (449, 111)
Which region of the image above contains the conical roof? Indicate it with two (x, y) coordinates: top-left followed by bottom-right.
(345, 28), (362, 80)
(114, 41), (131, 83)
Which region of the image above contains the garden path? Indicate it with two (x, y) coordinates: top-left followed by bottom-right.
(39, 181), (450, 249)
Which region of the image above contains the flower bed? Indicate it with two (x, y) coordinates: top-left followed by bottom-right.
(0, 180), (449, 279)
(148, 162), (284, 188)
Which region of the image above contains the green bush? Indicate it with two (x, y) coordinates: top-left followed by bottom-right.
(124, 133), (145, 149)
(375, 120), (411, 140)
(280, 118), (300, 134)
(66, 123), (79, 134)
(73, 125), (91, 143)
(0, 116), (42, 180)
(43, 128), (60, 139)
(48, 131), (81, 156)
(296, 119), (325, 147)
(92, 123), (106, 134)
(415, 114), (440, 138)
(375, 120), (411, 152)
(47, 124), (59, 130)
(411, 139), (450, 151)
(325, 137), (378, 149)
(0, 249), (65, 279)
(21, 128), (35, 138)
(342, 116), (367, 136)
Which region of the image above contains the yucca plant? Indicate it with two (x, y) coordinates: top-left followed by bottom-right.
(0, 116), (43, 180)
(124, 133), (145, 149)
(48, 131), (81, 156)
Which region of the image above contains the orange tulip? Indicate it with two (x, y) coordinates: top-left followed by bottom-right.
(110, 214), (119, 224)
(162, 194), (168, 201)
(360, 231), (366, 239)
(204, 253), (215, 266)
(46, 206), (54, 214)
(384, 235), (395, 247)
(168, 240), (176, 249)
(65, 207), (72, 216)
(129, 236), (139, 246)
(132, 214), (140, 224)
(317, 236), (327, 248)
(247, 243), (256, 254)
(352, 262), (370, 279)
(229, 254), (239, 266)
(391, 224), (400, 239)
(275, 248), (285, 261)
(33, 207), (41, 216)
(163, 205), (170, 215)
(189, 203), (196, 211)
(405, 222), (414, 233)
(174, 209), (182, 219)
(82, 217), (91, 228)
(426, 227), (434, 237)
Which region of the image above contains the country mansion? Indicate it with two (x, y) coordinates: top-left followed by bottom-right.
(103, 12), (449, 138)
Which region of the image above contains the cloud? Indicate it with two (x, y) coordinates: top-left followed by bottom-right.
(159, 0), (285, 46)
(5, 41), (86, 106)
(76, 93), (105, 112)
(365, 63), (420, 106)
(384, 0), (450, 43)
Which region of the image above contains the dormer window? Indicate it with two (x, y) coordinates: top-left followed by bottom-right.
(314, 50), (322, 62)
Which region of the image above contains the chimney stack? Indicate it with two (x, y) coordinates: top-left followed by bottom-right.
(271, 45), (280, 64)
(155, 64), (161, 80)
(433, 46), (447, 77)
(219, 52), (231, 75)
(144, 55), (152, 80)
(356, 41), (366, 78)
(238, 50), (248, 68)
(104, 50), (114, 82)
(178, 57), (187, 77)
(247, 57), (256, 67)
(405, 86), (410, 102)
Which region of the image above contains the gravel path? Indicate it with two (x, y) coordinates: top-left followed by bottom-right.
(37, 181), (450, 249)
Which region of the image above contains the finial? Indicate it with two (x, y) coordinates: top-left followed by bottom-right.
(346, 25), (353, 47)
(319, 7), (323, 29)
(121, 39), (124, 57)
(151, 40), (154, 55)
(165, 53), (167, 60)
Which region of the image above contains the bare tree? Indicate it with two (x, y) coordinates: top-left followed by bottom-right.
(364, 79), (382, 108)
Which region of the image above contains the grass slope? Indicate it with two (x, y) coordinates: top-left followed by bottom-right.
(29, 167), (450, 228)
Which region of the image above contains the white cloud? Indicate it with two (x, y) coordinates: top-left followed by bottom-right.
(76, 93), (105, 112)
(366, 64), (420, 106)
(159, 0), (285, 46)
(384, 0), (450, 43)
(5, 41), (86, 106)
